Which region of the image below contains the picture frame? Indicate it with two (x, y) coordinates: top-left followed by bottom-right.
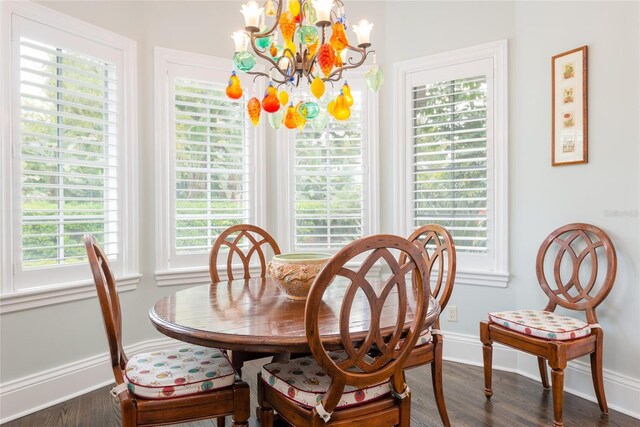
(551, 45), (588, 166)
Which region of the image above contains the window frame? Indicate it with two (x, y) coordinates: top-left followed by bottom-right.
(0, 1), (139, 313)
(154, 47), (267, 286)
(393, 40), (509, 287)
(276, 71), (379, 253)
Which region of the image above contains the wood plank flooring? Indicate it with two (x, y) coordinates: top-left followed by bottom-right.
(4, 359), (638, 426)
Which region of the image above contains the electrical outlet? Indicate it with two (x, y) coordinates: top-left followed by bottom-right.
(446, 306), (458, 322)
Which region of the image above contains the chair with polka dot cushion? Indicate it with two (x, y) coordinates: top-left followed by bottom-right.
(401, 225), (456, 426)
(480, 223), (617, 427)
(84, 234), (250, 427)
(257, 234), (433, 427)
(209, 224), (283, 374)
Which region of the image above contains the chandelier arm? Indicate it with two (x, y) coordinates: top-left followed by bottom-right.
(281, 47), (297, 79)
(255, 0), (283, 37)
(325, 48), (371, 81)
(249, 34), (290, 78)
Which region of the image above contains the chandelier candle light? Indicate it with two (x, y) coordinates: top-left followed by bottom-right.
(226, 0), (383, 130)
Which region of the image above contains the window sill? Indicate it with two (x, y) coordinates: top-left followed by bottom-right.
(0, 274), (141, 314)
(454, 270), (510, 288)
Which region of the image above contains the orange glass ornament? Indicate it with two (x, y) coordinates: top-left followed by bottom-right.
(308, 40), (319, 58)
(262, 84), (280, 113)
(330, 22), (348, 52)
(334, 51), (343, 67)
(333, 91), (351, 121)
(279, 11), (296, 41)
(317, 43), (335, 77)
(225, 71), (243, 99)
(247, 97), (261, 126)
(283, 104), (298, 129)
(341, 82), (354, 107)
(269, 42), (278, 58)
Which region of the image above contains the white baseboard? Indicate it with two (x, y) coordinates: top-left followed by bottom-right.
(442, 331), (640, 420)
(0, 333), (638, 424)
(0, 337), (180, 424)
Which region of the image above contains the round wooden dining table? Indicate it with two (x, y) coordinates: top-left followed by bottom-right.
(149, 277), (440, 370)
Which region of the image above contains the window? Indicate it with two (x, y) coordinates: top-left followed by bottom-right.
(154, 48), (266, 283)
(278, 75), (379, 252)
(394, 41), (508, 286)
(0, 2), (138, 305)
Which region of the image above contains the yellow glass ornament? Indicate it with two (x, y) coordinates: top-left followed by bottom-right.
(264, 0), (276, 16)
(310, 76), (325, 99)
(334, 51), (343, 67)
(289, 0), (300, 16)
(278, 90), (289, 105)
(285, 39), (297, 56)
(341, 82), (354, 107)
(330, 22), (348, 52)
(327, 99), (336, 117)
(294, 102), (306, 131)
(284, 104), (298, 129)
(333, 92), (351, 121)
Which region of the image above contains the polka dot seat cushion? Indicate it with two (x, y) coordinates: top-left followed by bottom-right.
(261, 352), (390, 409)
(124, 346), (235, 399)
(489, 310), (592, 341)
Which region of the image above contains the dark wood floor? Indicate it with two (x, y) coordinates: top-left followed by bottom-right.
(4, 358), (638, 427)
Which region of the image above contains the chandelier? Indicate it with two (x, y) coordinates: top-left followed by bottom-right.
(225, 0), (383, 130)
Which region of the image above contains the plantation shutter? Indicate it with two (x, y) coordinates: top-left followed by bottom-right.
(411, 75), (489, 253)
(18, 37), (120, 275)
(293, 90), (366, 250)
(172, 76), (251, 255)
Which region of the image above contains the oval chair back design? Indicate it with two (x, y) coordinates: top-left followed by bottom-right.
(84, 234), (127, 371)
(404, 224), (456, 326)
(209, 224), (281, 283)
(536, 223), (617, 324)
(304, 234), (431, 416)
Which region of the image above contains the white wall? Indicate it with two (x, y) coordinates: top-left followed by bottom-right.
(1, 0), (639, 420)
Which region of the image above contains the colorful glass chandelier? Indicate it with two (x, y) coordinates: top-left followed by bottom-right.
(225, 0), (383, 130)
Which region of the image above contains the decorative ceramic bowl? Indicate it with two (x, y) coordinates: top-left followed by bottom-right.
(267, 253), (331, 300)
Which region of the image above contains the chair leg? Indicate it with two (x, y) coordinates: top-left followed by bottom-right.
(431, 339), (451, 426)
(590, 329), (608, 413)
(231, 381), (250, 427)
(480, 322), (493, 399)
(217, 417), (226, 427)
(257, 373), (275, 427)
(551, 368), (565, 427)
(398, 391), (411, 427)
(537, 357), (550, 389)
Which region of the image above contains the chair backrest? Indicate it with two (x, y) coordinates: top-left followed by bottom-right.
(536, 223), (617, 324)
(209, 224), (281, 283)
(305, 234), (430, 415)
(84, 234), (127, 370)
(405, 224), (456, 314)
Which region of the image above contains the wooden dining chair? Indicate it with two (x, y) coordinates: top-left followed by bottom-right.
(84, 234), (250, 427)
(209, 224), (282, 372)
(257, 234), (432, 427)
(209, 224), (281, 283)
(480, 223), (617, 427)
(401, 224), (456, 426)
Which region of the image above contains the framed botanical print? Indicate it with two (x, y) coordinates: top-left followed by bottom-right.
(552, 46), (588, 166)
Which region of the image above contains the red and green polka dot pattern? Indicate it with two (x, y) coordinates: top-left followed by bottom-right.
(489, 310), (591, 341)
(124, 346), (235, 399)
(261, 351), (390, 409)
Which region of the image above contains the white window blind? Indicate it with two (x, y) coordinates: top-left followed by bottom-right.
(4, 7), (138, 296)
(172, 77), (251, 254)
(397, 41), (508, 283)
(292, 83), (371, 251)
(412, 75), (488, 253)
(19, 38), (119, 269)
